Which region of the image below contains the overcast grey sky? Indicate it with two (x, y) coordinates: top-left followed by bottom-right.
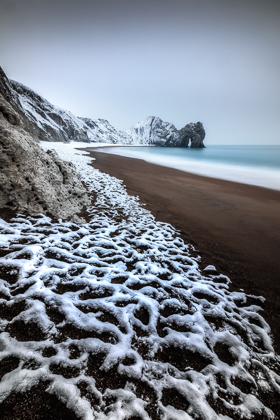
(1, 0), (280, 144)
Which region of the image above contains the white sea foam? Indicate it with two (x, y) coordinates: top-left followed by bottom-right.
(98, 147), (280, 191)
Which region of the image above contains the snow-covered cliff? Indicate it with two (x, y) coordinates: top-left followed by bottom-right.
(0, 66), (205, 147)
(10, 79), (132, 144)
(126, 116), (178, 145)
(126, 116), (205, 147)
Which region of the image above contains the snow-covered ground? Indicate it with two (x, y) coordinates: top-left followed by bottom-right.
(41, 141), (124, 151)
(0, 142), (279, 420)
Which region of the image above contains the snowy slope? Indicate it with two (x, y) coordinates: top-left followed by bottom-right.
(10, 80), (132, 144)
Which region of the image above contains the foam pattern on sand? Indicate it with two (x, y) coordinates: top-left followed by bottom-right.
(0, 143), (279, 420)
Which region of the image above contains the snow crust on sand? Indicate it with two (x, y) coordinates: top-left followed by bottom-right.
(0, 142), (279, 420)
(40, 141), (125, 155)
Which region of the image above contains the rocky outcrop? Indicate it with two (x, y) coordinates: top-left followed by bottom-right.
(0, 96), (20, 126)
(172, 121), (206, 148)
(127, 116), (178, 146)
(0, 67), (205, 147)
(127, 117), (206, 148)
(0, 89), (90, 221)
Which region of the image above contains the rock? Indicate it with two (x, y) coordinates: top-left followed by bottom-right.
(0, 102), (90, 222)
(0, 96), (20, 126)
(126, 116), (178, 145)
(176, 121), (206, 148)
(127, 116), (206, 147)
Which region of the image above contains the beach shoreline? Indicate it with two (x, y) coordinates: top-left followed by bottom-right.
(92, 145), (280, 191)
(1, 142), (280, 419)
(86, 147), (280, 352)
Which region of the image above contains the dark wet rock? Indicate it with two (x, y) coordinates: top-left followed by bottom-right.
(176, 121), (206, 148)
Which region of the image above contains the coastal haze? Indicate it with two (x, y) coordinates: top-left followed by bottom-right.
(1, 0), (280, 145)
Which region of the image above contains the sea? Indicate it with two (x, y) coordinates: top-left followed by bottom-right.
(99, 145), (280, 191)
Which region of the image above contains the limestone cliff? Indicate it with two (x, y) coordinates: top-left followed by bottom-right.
(0, 77), (90, 221)
(127, 117), (206, 148)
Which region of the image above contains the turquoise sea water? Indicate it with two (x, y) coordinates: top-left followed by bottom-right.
(120, 145), (280, 170)
(100, 145), (280, 190)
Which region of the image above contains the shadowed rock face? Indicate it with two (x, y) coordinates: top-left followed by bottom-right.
(176, 121), (206, 148)
(0, 69), (90, 222)
(0, 69), (21, 126)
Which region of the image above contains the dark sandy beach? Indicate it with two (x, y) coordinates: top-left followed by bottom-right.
(87, 148), (280, 352)
(1, 146), (280, 419)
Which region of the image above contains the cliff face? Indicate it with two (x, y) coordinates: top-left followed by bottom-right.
(0, 69), (90, 221)
(0, 67), (132, 144)
(126, 116), (179, 146)
(127, 117), (206, 148)
(0, 67), (205, 147)
(171, 121), (206, 148)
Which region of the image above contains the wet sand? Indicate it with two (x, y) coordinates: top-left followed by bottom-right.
(86, 148), (280, 352)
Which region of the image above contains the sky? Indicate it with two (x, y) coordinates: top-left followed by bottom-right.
(0, 0), (280, 145)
